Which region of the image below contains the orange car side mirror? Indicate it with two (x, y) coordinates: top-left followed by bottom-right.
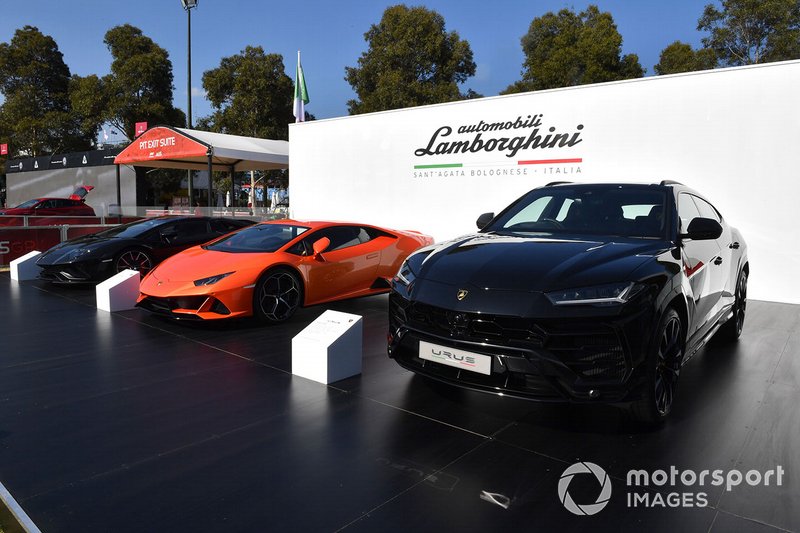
(312, 237), (330, 259)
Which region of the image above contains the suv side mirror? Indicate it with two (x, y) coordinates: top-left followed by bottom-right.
(476, 212), (494, 230)
(682, 217), (723, 241)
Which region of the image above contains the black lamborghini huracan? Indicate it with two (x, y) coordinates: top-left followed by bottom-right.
(388, 181), (748, 423)
(36, 216), (253, 284)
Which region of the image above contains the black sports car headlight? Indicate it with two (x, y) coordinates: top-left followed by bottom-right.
(546, 282), (643, 306)
(193, 271), (235, 286)
(61, 247), (98, 262)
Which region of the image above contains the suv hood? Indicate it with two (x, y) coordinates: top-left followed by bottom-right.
(415, 232), (669, 292)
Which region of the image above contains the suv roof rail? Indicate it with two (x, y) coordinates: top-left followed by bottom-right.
(659, 180), (684, 186)
(544, 181), (574, 187)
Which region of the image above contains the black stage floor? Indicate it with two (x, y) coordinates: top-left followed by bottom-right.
(0, 273), (798, 532)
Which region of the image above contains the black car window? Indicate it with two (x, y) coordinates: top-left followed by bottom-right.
(678, 193), (702, 231)
(210, 218), (245, 234)
(691, 195), (722, 222)
(96, 217), (174, 239)
(206, 224), (308, 253)
(170, 219), (211, 244)
(39, 200), (57, 209)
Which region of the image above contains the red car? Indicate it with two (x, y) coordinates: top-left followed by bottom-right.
(0, 186), (95, 225)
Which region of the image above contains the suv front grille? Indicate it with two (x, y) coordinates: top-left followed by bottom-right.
(390, 296), (629, 384)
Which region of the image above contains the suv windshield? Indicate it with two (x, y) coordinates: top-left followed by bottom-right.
(205, 223), (308, 253)
(488, 185), (668, 239)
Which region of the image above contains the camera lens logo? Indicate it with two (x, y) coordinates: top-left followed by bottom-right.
(558, 462), (612, 516)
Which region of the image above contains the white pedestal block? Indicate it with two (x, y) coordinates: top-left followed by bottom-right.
(292, 310), (363, 384)
(96, 269), (140, 312)
(10, 251), (42, 281)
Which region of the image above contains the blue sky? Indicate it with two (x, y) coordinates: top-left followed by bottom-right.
(1, 0), (709, 140)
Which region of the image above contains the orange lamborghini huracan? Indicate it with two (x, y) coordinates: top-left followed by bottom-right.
(136, 220), (434, 323)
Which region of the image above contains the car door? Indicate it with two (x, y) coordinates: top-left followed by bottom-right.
(679, 193), (723, 337)
(298, 226), (381, 303)
(691, 195), (734, 314)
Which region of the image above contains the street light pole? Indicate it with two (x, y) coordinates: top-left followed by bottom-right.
(181, 0), (198, 209)
(186, 4), (193, 129)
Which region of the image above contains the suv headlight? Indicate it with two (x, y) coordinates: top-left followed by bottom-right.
(395, 259), (416, 286)
(546, 282), (641, 306)
(194, 271), (235, 286)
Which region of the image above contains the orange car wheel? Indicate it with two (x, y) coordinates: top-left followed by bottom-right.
(253, 268), (303, 323)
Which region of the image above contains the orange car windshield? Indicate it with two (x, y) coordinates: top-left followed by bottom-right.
(204, 224), (309, 253)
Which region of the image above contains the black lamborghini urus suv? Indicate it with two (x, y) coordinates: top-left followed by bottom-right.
(388, 182), (748, 423)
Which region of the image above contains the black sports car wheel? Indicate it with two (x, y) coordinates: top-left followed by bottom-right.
(115, 249), (153, 276)
(254, 269), (302, 323)
(718, 269), (747, 342)
(631, 308), (683, 424)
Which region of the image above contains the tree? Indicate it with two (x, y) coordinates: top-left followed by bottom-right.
(345, 5), (476, 114)
(101, 24), (185, 140)
(0, 26), (91, 156)
(654, 41), (718, 74)
(503, 5), (644, 94)
(69, 74), (107, 142)
(698, 0), (800, 66)
(201, 46), (294, 139)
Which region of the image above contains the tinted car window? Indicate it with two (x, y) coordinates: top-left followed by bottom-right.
(210, 218), (246, 234)
(14, 199), (39, 209)
(491, 186), (668, 239)
(169, 219), (211, 244)
(206, 224), (308, 253)
(287, 226), (380, 256)
(95, 217), (175, 239)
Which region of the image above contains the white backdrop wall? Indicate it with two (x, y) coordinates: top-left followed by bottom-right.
(290, 60), (800, 304)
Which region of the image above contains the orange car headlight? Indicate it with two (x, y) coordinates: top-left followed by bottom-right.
(193, 271), (235, 286)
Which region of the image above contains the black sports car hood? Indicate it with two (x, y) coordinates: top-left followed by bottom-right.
(36, 234), (123, 265)
(412, 232), (668, 292)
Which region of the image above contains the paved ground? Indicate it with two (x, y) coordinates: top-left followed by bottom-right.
(0, 274), (798, 532)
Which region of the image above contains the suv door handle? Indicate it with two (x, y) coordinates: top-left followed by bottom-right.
(729, 242), (740, 249)
(714, 257), (723, 265)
